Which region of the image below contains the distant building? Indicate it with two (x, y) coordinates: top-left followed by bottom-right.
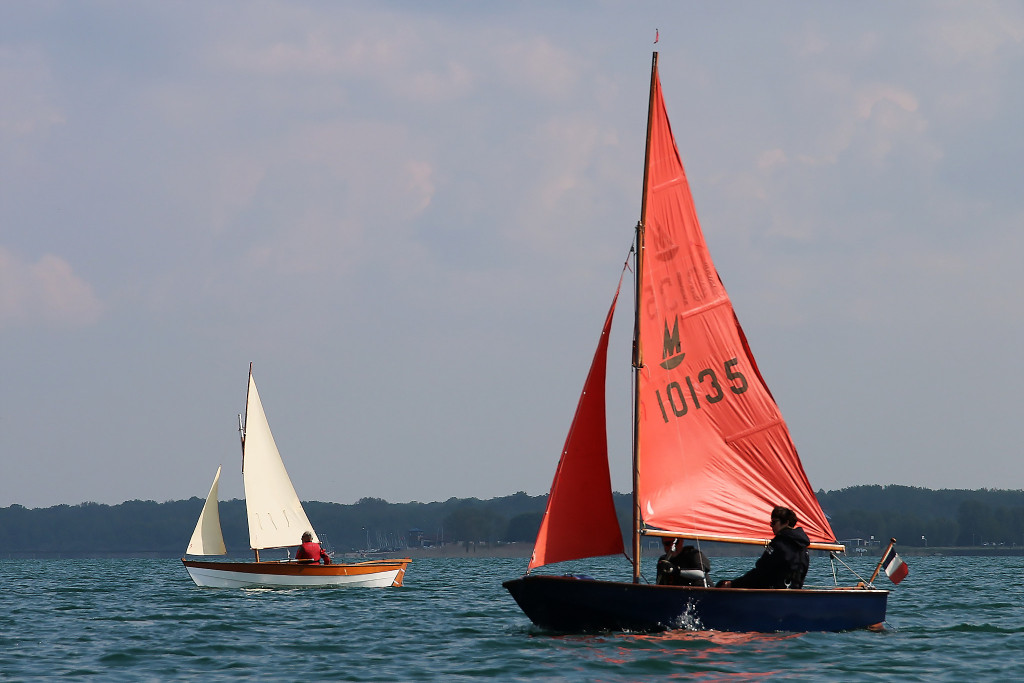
(840, 537), (881, 552)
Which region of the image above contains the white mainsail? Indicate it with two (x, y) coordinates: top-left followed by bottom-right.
(185, 466), (227, 556)
(241, 372), (318, 550)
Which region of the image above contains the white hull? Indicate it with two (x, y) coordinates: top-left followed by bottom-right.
(182, 559), (409, 588)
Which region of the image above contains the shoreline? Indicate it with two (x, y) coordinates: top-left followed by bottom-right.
(5, 544), (1023, 561)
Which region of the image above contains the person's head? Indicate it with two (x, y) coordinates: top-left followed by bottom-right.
(301, 531), (313, 543)
(661, 537), (679, 553)
(770, 506), (798, 532)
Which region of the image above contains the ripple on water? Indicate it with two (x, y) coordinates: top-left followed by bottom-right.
(1, 556), (1023, 680)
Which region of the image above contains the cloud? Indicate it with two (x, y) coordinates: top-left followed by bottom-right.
(213, 17), (476, 104)
(0, 44), (65, 143)
(850, 84), (940, 166)
(923, 3), (1024, 68)
(495, 36), (580, 99)
(0, 248), (103, 328)
(2, 2), (1023, 508)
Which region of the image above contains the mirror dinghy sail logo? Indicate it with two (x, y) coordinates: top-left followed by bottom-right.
(653, 315), (750, 424)
(660, 317), (684, 370)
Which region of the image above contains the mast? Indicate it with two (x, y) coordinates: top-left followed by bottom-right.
(241, 362), (252, 472)
(242, 362), (259, 562)
(631, 51), (658, 583)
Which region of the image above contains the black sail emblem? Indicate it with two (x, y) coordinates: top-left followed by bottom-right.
(660, 316), (685, 370)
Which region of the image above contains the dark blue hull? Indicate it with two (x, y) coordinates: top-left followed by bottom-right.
(503, 575), (888, 633)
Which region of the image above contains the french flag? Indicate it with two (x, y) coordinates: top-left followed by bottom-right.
(881, 547), (909, 585)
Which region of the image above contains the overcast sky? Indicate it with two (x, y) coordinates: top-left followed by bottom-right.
(2, 2), (1023, 509)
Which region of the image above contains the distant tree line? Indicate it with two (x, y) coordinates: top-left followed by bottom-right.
(0, 492), (563, 558)
(818, 485), (1024, 548)
(2, 485), (1023, 557)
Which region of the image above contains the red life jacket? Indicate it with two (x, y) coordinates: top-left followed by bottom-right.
(297, 541), (323, 562)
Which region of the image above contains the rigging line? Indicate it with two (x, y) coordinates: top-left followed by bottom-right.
(629, 240), (643, 577)
(616, 253), (637, 567)
(638, 566), (653, 584)
(692, 536), (708, 586)
(828, 551), (873, 587)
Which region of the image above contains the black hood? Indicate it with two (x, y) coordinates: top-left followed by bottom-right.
(777, 525), (810, 549)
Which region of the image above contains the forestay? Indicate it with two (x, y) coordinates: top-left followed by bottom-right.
(528, 282), (626, 570)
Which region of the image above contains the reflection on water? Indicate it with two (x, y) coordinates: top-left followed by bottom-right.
(551, 629), (801, 679)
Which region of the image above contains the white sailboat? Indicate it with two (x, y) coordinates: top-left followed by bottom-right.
(182, 365), (411, 588)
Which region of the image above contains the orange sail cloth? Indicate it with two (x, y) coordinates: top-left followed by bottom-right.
(528, 283), (626, 570)
(635, 64), (837, 545)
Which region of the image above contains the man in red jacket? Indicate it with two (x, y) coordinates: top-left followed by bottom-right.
(295, 531), (332, 564)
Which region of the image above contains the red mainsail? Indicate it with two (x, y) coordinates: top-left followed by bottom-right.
(528, 283), (625, 570)
(635, 62), (837, 545)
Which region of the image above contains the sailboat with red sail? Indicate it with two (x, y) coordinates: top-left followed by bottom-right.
(503, 53), (890, 632)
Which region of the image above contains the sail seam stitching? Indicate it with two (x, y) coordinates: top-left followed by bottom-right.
(674, 294), (730, 321)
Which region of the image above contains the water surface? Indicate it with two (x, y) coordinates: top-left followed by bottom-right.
(1, 555), (1020, 680)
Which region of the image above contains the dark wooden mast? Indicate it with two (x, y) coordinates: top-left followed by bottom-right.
(632, 51), (658, 583)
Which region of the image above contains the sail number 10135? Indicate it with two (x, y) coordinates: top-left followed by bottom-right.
(654, 357), (748, 423)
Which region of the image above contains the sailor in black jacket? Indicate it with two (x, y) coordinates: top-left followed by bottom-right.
(656, 537), (711, 586)
(717, 506), (810, 589)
